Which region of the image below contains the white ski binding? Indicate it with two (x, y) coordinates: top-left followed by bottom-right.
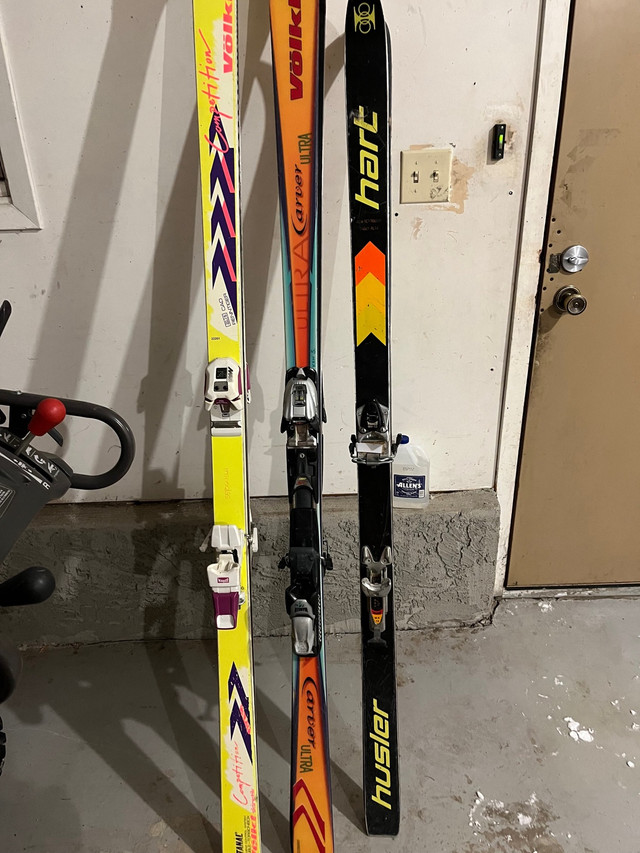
(205, 358), (246, 435)
(207, 524), (246, 630)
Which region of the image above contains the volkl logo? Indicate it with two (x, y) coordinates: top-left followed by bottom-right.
(222, 1), (234, 74)
(289, 0), (303, 100)
(354, 1), (376, 33)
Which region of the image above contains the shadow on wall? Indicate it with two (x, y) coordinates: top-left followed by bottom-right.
(26, 0), (225, 504)
(29, 1), (179, 500)
(26, 0), (348, 503)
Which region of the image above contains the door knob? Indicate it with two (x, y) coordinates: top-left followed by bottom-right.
(553, 285), (587, 315)
(560, 245), (589, 273)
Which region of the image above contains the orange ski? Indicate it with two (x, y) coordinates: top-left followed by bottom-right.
(270, 1), (334, 851)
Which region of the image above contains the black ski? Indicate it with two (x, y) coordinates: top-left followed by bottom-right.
(269, 1), (335, 849)
(345, 0), (400, 836)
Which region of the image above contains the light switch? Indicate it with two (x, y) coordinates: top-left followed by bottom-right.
(400, 149), (452, 203)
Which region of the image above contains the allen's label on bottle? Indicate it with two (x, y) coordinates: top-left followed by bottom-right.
(393, 474), (426, 499)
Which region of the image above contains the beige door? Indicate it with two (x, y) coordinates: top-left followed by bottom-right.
(508, 0), (640, 587)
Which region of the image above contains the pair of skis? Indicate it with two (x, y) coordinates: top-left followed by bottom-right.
(270, 0), (399, 846)
(192, 0), (398, 849)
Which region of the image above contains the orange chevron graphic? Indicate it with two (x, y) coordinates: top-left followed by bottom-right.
(355, 240), (385, 286)
(354, 242), (386, 345)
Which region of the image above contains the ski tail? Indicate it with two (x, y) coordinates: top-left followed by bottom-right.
(290, 655), (333, 852)
(193, 2), (261, 850)
(270, 1), (334, 850)
(345, 0), (400, 836)
(358, 468), (400, 835)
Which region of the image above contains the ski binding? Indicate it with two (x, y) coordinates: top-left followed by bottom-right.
(204, 358), (247, 435)
(281, 367), (320, 443)
(282, 540), (322, 656)
(207, 524), (246, 630)
(361, 545), (392, 638)
(350, 400), (401, 465)
(279, 367), (327, 656)
(289, 598), (315, 656)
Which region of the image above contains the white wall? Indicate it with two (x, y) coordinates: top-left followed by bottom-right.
(0, 0), (545, 502)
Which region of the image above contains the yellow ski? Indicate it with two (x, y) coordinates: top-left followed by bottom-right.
(192, 2), (261, 850)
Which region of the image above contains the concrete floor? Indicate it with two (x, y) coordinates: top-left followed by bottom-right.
(1, 599), (639, 852)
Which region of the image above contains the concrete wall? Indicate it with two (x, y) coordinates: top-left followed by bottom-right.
(0, 0), (547, 501)
(3, 495), (498, 646)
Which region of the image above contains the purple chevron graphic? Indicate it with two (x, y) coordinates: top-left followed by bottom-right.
(206, 105), (238, 321)
(228, 662), (253, 762)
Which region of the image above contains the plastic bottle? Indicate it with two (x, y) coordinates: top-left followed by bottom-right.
(393, 436), (430, 507)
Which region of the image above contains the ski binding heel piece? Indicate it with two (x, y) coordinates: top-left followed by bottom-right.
(350, 400), (397, 465)
(284, 547), (321, 656)
(207, 524), (246, 630)
(289, 598), (316, 656)
(204, 358), (245, 435)
(361, 546), (392, 636)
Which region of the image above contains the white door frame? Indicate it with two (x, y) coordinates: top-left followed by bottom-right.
(494, 0), (572, 595)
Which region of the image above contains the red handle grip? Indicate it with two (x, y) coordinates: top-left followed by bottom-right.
(28, 398), (66, 436)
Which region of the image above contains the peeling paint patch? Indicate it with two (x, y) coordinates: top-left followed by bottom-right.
(564, 716), (594, 742)
(449, 159), (474, 213)
(411, 217), (424, 240)
(462, 791), (563, 853)
(469, 790), (486, 827)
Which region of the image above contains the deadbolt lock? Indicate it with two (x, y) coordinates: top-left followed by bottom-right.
(561, 245), (589, 273)
(553, 285), (588, 316)
(548, 244), (590, 274)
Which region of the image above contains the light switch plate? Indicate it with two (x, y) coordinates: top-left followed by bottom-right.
(400, 148), (452, 203)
